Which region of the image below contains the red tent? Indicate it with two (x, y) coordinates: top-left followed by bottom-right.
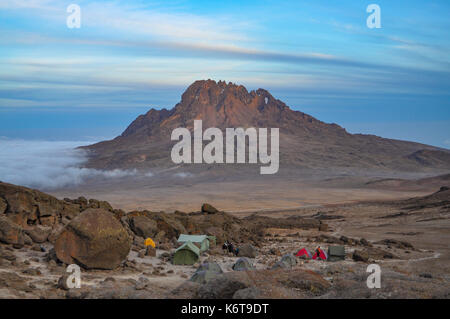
(295, 248), (313, 258)
(312, 248), (328, 260)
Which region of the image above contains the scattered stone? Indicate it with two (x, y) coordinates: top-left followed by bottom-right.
(360, 238), (369, 246)
(352, 250), (369, 262)
(269, 248), (281, 256)
(237, 243), (257, 258)
(22, 268), (41, 276)
(376, 239), (415, 250)
(0, 249), (16, 261)
(145, 246), (156, 257)
(57, 274), (71, 290)
(135, 277), (149, 290)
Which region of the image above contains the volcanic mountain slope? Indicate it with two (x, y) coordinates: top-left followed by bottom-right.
(81, 80), (450, 173)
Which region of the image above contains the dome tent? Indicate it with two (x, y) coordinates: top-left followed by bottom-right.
(312, 248), (328, 261)
(173, 241), (200, 265)
(177, 234), (210, 253)
(295, 248), (313, 259)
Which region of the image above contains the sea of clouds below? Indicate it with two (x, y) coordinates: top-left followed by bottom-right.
(0, 139), (144, 190)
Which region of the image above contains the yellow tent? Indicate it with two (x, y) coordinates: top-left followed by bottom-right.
(145, 238), (156, 248)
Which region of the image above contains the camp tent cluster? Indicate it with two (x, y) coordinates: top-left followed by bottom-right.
(173, 234), (216, 265)
(296, 246), (345, 262)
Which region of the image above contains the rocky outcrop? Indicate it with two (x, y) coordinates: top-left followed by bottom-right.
(0, 182), (118, 247)
(0, 215), (25, 246)
(353, 247), (396, 262)
(196, 275), (248, 299)
(54, 208), (131, 269)
(129, 216), (157, 238)
(24, 225), (52, 244)
(201, 203), (219, 214)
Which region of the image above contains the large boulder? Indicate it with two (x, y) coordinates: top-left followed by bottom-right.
(237, 243), (257, 258)
(190, 262), (223, 284)
(196, 275), (248, 299)
(271, 260), (290, 270)
(0, 215), (25, 246)
(129, 216), (157, 238)
(195, 262), (223, 274)
(232, 257), (255, 271)
(270, 254), (299, 269)
(54, 208), (131, 269)
(24, 225), (52, 243)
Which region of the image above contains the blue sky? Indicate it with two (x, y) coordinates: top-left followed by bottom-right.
(0, 0), (449, 147)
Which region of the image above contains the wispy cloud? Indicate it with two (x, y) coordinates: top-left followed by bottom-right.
(1, 0), (248, 43)
(0, 139), (140, 189)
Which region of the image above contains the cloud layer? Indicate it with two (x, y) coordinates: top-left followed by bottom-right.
(0, 139), (139, 189)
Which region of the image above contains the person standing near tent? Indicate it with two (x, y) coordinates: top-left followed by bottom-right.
(228, 242), (234, 256)
(222, 240), (230, 253)
(316, 246), (321, 258)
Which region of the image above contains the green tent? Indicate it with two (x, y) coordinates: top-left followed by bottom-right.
(327, 246), (346, 262)
(177, 234), (210, 252)
(173, 241), (200, 265)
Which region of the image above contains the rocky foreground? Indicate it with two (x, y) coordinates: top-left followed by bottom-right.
(0, 182), (449, 299)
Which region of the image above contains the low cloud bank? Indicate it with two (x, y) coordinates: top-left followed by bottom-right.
(0, 139), (139, 190)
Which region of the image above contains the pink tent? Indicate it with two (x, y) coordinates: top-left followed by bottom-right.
(295, 248), (313, 258)
(312, 248), (328, 261)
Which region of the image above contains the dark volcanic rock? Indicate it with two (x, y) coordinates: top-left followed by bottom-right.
(201, 203), (219, 214)
(129, 215), (157, 238)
